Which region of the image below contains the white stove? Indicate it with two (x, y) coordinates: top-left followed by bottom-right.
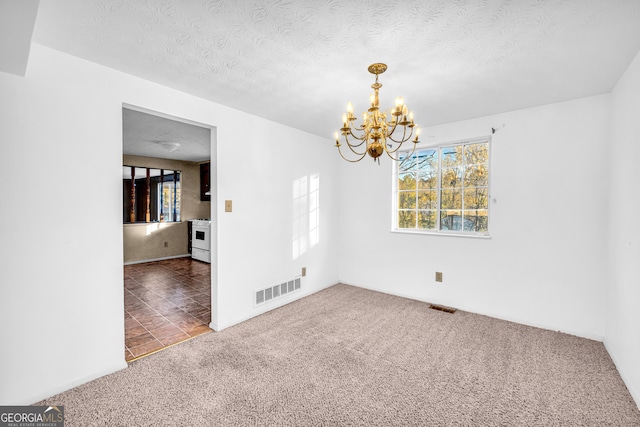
(191, 219), (211, 263)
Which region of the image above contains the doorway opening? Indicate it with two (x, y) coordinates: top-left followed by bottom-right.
(122, 105), (217, 361)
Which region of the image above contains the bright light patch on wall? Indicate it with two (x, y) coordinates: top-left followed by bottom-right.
(309, 174), (319, 248)
(145, 222), (170, 236)
(293, 174), (320, 259)
(146, 223), (159, 236)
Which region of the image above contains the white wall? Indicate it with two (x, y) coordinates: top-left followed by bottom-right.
(0, 44), (339, 405)
(606, 50), (640, 408)
(215, 113), (340, 329)
(338, 94), (610, 340)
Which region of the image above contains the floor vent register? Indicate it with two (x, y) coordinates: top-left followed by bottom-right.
(255, 277), (301, 306)
(429, 304), (457, 314)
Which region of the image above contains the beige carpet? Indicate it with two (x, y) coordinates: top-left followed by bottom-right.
(40, 284), (640, 426)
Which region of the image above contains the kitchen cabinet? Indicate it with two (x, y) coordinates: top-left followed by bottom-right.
(200, 162), (210, 201)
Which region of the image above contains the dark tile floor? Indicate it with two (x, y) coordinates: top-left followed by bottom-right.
(124, 257), (212, 361)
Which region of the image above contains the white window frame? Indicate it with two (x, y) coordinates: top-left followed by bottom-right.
(391, 136), (492, 237)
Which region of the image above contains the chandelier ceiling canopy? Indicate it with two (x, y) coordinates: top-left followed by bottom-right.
(335, 63), (420, 164)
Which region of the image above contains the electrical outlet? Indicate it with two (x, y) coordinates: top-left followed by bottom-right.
(435, 272), (443, 282)
(225, 200), (233, 212)
(163, 242), (169, 248)
(301, 267), (306, 277)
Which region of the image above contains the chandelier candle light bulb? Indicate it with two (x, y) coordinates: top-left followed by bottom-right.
(334, 63), (420, 164)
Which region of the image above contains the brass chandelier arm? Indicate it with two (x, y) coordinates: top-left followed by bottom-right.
(336, 138), (367, 160)
(386, 139), (418, 162)
(345, 128), (367, 142)
(387, 126), (420, 155)
(386, 125), (412, 144)
(336, 143), (368, 162)
(343, 143), (367, 157)
(342, 135), (367, 156)
(352, 128), (369, 138)
(385, 118), (400, 135)
(386, 142), (408, 155)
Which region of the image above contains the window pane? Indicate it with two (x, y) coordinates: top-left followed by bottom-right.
(418, 211), (436, 230)
(440, 210), (462, 231)
(440, 189), (462, 209)
(162, 183), (172, 220)
(417, 151), (437, 189)
(398, 172), (416, 190)
(161, 172), (181, 222)
(417, 190), (437, 209)
(398, 210), (416, 228)
(441, 167), (462, 189)
(441, 146), (461, 167)
(418, 172), (437, 189)
(464, 165), (488, 187)
(416, 149), (437, 169)
(174, 172), (181, 222)
(398, 191), (416, 209)
(464, 143), (488, 165)
(398, 153), (415, 172)
(463, 210), (488, 232)
(464, 187), (489, 209)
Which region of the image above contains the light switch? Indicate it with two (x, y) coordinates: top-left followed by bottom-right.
(225, 200), (232, 212)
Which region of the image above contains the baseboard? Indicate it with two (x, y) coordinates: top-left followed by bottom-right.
(212, 281), (338, 332)
(124, 254), (191, 265)
(18, 360), (128, 405)
(473, 309), (604, 342)
(604, 340), (640, 410)
(339, 281), (605, 342)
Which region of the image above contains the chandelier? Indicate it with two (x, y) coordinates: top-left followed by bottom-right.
(334, 63), (420, 164)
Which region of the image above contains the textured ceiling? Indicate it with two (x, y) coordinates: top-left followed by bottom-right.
(122, 108), (211, 162)
(33, 0), (640, 141)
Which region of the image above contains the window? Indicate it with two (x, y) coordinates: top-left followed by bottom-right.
(123, 166), (181, 223)
(394, 138), (490, 235)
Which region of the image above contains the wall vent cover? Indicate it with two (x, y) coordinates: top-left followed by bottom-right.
(255, 277), (301, 306)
